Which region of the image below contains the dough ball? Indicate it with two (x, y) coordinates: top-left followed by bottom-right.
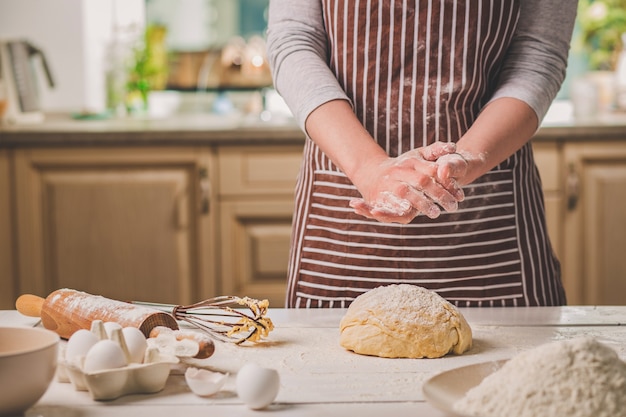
(339, 284), (472, 358)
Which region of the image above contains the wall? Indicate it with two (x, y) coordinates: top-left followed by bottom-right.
(0, 0), (144, 113)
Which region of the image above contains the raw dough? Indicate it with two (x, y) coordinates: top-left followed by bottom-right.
(339, 284), (472, 358)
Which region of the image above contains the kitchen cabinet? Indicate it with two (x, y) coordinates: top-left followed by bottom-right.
(11, 147), (216, 306)
(0, 150), (16, 310)
(217, 146), (302, 307)
(532, 140), (626, 305)
(532, 141), (563, 260)
(561, 142), (626, 305)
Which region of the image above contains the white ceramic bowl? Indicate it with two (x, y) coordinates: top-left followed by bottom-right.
(0, 326), (59, 416)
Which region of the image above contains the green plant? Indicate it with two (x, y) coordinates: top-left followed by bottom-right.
(577, 0), (626, 70)
(126, 24), (169, 112)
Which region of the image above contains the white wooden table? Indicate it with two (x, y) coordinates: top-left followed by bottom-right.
(2, 306), (625, 417)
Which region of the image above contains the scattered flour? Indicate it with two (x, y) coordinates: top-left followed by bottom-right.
(454, 337), (626, 417)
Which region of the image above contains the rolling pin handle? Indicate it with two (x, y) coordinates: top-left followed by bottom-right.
(15, 294), (45, 317)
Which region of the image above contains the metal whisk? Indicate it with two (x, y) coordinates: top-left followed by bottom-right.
(134, 296), (274, 345)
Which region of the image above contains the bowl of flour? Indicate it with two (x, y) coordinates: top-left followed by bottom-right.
(424, 337), (626, 417)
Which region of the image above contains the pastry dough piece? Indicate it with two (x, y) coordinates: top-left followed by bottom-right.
(339, 284), (472, 358)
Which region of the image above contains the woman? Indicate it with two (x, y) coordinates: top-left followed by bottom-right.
(266, 0), (577, 308)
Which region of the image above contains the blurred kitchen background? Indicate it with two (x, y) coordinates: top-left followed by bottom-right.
(1, 0), (626, 121)
(0, 0), (282, 121)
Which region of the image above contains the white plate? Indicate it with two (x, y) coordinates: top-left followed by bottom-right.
(422, 360), (508, 417)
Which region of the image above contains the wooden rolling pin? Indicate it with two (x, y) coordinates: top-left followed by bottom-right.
(16, 288), (179, 339)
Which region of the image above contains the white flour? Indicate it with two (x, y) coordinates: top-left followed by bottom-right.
(368, 191), (412, 216)
(454, 337), (626, 417)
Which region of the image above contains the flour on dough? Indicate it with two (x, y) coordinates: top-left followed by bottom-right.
(339, 284), (472, 358)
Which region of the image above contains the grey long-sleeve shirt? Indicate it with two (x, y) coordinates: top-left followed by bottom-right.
(266, 0), (578, 132)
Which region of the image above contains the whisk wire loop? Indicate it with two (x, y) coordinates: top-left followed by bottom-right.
(135, 296), (274, 344)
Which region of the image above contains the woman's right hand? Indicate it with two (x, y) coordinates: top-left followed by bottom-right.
(349, 142), (465, 223)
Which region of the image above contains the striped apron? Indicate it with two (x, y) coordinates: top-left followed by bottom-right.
(286, 0), (566, 308)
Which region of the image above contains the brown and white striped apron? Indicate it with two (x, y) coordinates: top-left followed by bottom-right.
(286, 0), (566, 308)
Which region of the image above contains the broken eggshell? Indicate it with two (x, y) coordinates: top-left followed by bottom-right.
(184, 367), (229, 397)
(147, 331), (200, 358)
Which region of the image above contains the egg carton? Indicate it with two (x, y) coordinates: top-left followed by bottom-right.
(57, 321), (180, 401)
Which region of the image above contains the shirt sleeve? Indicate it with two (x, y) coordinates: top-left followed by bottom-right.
(266, 0), (351, 132)
(487, 0), (578, 123)
(267, 0), (578, 130)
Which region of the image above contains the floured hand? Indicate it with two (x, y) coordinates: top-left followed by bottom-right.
(436, 149), (489, 188)
(350, 141), (464, 223)
(350, 191), (418, 224)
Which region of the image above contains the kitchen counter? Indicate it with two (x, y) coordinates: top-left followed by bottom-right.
(2, 306), (625, 417)
(1, 106), (626, 148)
(0, 113), (306, 147)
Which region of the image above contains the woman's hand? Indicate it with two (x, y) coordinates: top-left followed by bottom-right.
(349, 142), (465, 223)
(435, 151), (473, 184)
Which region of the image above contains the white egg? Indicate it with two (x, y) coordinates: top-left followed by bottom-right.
(83, 339), (127, 373)
(103, 321), (123, 338)
(122, 327), (148, 363)
(236, 363), (280, 410)
(65, 329), (99, 364)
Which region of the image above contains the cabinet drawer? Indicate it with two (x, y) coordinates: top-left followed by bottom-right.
(218, 146), (302, 196)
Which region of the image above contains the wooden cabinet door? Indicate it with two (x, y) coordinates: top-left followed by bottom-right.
(219, 199), (294, 308)
(563, 142), (626, 305)
(13, 147), (215, 305)
(0, 150), (16, 309)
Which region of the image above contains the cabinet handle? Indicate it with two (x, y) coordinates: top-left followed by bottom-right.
(199, 167), (211, 214)
(566, 163), (579, 211)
